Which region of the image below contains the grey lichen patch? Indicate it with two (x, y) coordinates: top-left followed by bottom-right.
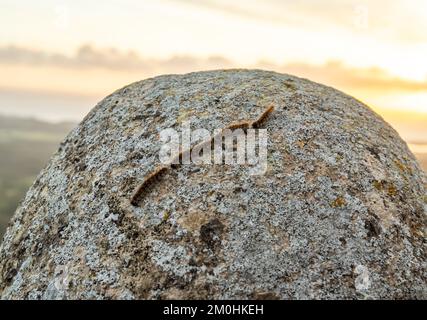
(149, 240), (194, 279)
(0, 69), (425, 299)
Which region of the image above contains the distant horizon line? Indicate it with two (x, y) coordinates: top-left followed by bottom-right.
(0, 112), (426, 152)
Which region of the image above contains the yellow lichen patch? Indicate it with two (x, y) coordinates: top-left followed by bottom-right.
(335, 154), (343, 162)
(373, 180), (384, 191)
(372, 180), (398, 197)
(387, 184), (398, 197)
(162, 211), (171, 223)
(395, 160), (406, 171)
(296, 140), (308, 149)
(331, 197), (347, 208)
(394, 159), (412, 174)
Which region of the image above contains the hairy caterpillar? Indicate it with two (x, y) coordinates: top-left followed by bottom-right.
(225, 120), (252, 131)
(250, 105), (274, 128)
(130, 105), (275, 206)
(130, 165), (169, 205)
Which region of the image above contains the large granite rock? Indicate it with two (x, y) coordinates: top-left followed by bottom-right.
(0, 70), (425, 299)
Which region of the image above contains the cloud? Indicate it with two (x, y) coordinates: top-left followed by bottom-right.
(0, 44), (233, 74)
(267, 61), (427, 92)
(1, 44), (426, 93)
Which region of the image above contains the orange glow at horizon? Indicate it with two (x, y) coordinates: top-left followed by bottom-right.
(0, 0), (426, 146)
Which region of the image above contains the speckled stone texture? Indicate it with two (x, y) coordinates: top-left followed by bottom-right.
(0, 70), (426, 300)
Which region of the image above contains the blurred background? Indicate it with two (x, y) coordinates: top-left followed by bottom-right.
(0, 0), (426, 236)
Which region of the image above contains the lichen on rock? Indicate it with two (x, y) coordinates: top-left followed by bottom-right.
(0, 69), (425, 299)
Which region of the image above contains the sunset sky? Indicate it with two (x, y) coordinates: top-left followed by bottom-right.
(0, 0), (426, 147)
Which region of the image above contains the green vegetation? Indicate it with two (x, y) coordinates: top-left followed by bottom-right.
(0, 116), (75, 237)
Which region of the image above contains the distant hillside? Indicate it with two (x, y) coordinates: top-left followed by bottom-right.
(0, 115), (75, 237)
(0, 116), (75, 133)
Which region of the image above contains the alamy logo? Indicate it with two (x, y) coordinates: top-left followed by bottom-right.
(130, 106), (274, 206)
(159, 123), (268, 175)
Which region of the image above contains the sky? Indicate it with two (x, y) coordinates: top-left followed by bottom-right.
(0, 0), (426, 145)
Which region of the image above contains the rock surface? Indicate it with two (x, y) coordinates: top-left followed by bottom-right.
(0, 69), (425, 299)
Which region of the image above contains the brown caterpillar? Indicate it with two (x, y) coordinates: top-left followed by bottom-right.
(250, 105), (274, 128)
(130, 165), (169, 206)
(130, 105), (275, 206)
(225, 120), (252, 131)
(174, 105), (274, 165)
(167, 125), (249, 168)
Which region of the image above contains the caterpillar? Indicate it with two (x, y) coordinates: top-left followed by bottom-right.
(250, 105), (274, 129)
(130, 165), (169, 206)
(225, 120), (252, 131)
(130, 105), (275, 206)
